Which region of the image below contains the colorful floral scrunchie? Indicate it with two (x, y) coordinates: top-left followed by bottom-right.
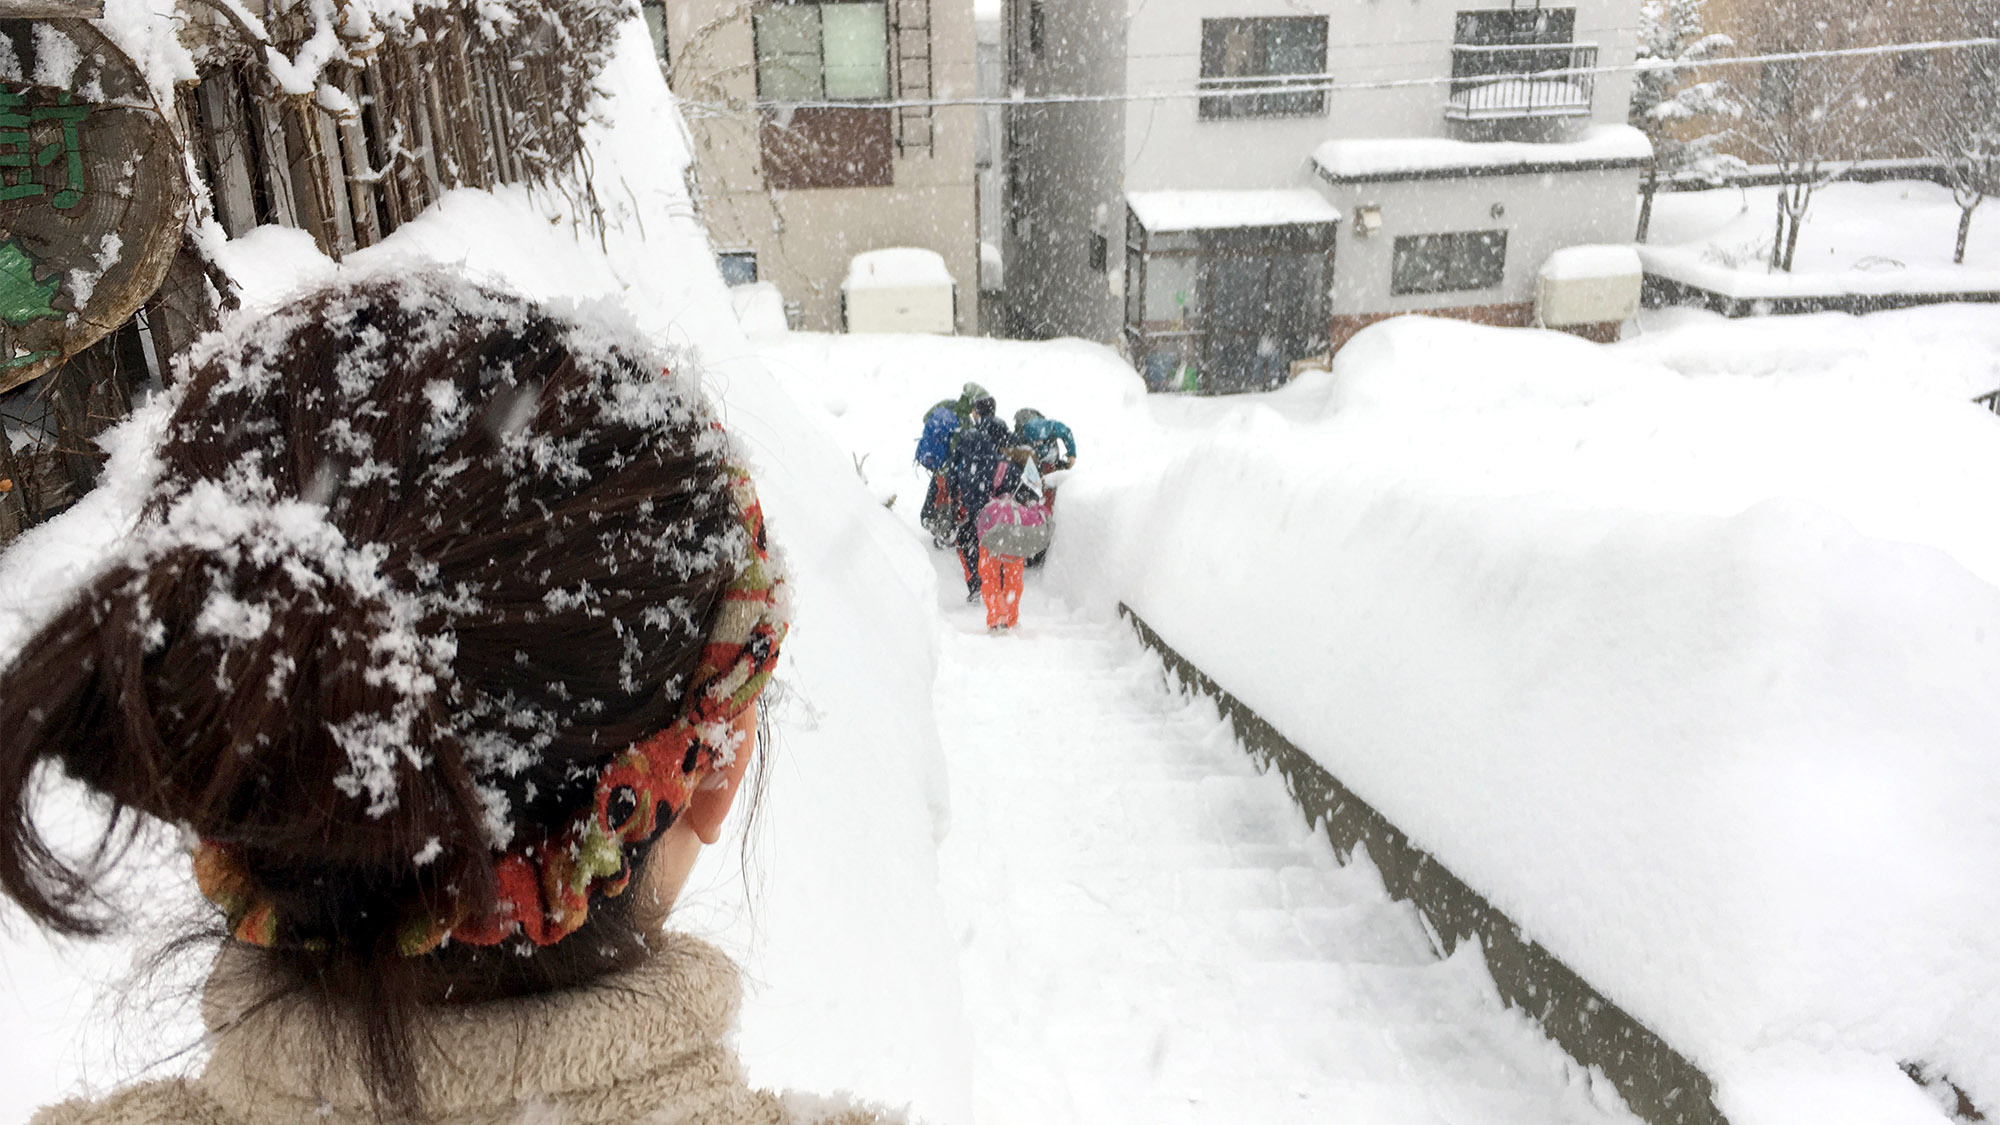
(193, 465), (788, 955)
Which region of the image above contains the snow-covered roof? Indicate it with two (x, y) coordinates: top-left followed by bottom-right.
(1313, 125), (1653, 183)
(1540, 244), (1643, 282)
(844, 248), (955, 291)
(1126, 190), (1341, 233)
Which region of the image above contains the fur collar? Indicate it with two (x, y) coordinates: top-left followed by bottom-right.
(198, 933), (770, 1124)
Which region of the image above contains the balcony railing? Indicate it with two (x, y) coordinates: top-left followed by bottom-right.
(1445, 41), (1597, 121)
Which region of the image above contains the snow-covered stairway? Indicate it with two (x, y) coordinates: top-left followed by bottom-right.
(932, 588), (1635, 1125)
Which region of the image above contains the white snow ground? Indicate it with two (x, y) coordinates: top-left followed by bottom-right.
(753, 301), (2000, 1125)
(1639, 180), (2000, 298)
(929, 580), (1630, 1125)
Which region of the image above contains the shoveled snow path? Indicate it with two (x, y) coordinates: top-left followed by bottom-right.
(930, 580), (1634, 1125)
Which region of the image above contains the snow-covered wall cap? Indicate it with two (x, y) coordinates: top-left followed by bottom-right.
(1539, 244), (1643, 282)
(843, 247), (954, 292)
(1126, 189), (1341, 233)
(1314, 125), (1653, 184)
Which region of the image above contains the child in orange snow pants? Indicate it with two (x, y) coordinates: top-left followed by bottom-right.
(978, 546), (1023, 629)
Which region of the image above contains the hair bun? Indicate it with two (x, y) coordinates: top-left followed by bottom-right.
(135, 484), (458, 825)
(0, 274), (748, 1112)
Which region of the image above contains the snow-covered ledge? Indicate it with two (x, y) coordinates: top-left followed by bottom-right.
(1314, 125), (1653, 184)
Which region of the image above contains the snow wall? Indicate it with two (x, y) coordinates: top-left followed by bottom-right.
(1046, 315), (2000, 1125)
(0, 21), (973, 1125)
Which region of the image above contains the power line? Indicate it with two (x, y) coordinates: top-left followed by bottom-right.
(678, 36), (2000, 114)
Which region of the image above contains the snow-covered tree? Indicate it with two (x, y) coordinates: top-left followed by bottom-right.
(1720, 2), (1888, 272)
(1630, 0), (1742, 241)
(1911, 23), (2000, 263)
(1629, 0), (1741, 203)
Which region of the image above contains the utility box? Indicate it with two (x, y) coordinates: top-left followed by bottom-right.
(842, 248), (957, 334)
(1536, 245), (1643, 328)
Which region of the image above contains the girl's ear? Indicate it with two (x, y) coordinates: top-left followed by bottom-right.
(684, 706), (759, 845)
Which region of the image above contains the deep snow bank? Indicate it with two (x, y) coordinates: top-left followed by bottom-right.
(1047, 314), (2000, 1125)
(0, 20), (970, 1124)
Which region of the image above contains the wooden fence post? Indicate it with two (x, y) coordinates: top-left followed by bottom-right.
(329, 64), (382, 248)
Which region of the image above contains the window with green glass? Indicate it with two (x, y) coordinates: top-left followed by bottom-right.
(640, 0), (670, 74)
(755, 3), (890, 101)
(1143, 257), (1201, 321)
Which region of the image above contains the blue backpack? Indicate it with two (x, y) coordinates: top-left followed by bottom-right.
(916, 405), (959, 471)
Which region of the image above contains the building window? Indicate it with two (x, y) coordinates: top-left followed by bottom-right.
(718, 251), (759, 286)
(1453, 8), (1577, 83)
(755, 2), (894, 188)
(755, 2), (890, 101)
(1391, 231), (1507, 295)
(1455, 8), (1575, 50)
(640, 0), (670, 75)
(1448, 8), (1591, 119)
(1198, 17), (1328, 120)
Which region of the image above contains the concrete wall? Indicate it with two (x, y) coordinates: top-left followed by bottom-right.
(975, 12), (1005, 304)
(998, 0), (1127, 340)
(1317, 165), (1642, 317)
(668, 0), (981, 333)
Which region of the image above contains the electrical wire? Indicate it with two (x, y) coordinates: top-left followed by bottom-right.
(677, 36), (2000, 114)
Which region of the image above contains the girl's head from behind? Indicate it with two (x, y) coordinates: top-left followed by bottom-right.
(0, 272), (785, 1116)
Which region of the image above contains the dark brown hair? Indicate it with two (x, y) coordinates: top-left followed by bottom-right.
(0, 274), (745, 1117)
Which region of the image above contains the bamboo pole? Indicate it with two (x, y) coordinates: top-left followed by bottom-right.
(442, 18), (495, 188)
(358, 61), (410, 228)
(332, 64), (384, 247)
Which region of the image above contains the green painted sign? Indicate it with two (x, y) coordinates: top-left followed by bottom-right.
(0, 237), (59, 326)
(0, 88), (88, 210)
(0, 20), (191, 393)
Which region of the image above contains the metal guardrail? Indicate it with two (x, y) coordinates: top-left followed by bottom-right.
(1446, 42), (1597, 120)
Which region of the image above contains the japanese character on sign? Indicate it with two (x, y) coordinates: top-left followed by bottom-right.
(0, 87), (88, 210)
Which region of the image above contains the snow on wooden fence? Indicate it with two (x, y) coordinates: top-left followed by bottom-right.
(174, 3), (615, 261)
(0, 0), (621, 540)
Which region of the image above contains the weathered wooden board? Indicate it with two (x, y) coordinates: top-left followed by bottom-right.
(0, 19), (188, 393)
(0, 0), (103, 18)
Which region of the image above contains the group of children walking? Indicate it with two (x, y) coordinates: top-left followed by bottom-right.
(916, 383), (1078, 632)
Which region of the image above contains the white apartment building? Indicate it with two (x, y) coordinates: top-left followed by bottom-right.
(1000, 0), (1648, 390)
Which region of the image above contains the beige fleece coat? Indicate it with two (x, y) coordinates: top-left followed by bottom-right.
(32, 935), (898, 1125)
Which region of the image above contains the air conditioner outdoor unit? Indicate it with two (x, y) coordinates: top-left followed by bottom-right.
(1536, 245), (1642, 327)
